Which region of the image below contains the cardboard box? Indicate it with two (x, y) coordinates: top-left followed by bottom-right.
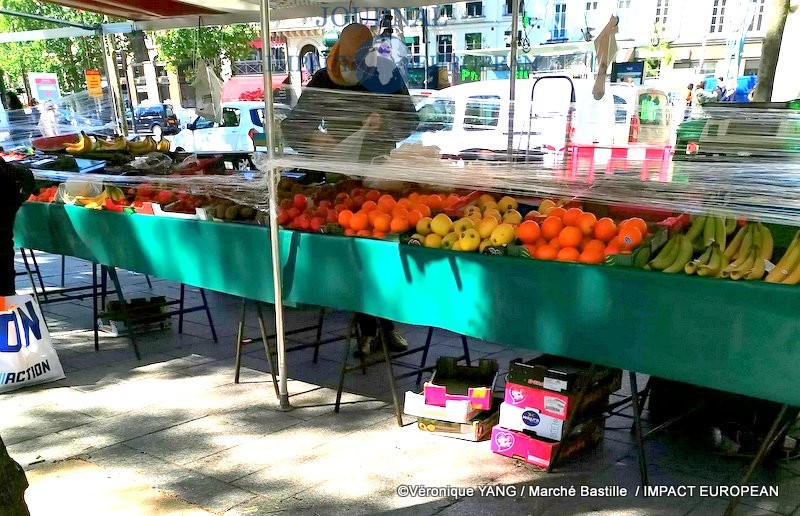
(507, 355), (622, 395)
(498, 401), (565, 441)
(97, 318), (170, 337)
(490, 418), (605, 468)
(416, 404), (500, 441)
(403, 390), (484, 424)
(503, 380), (614, 422)
(424, 358), (498, 411)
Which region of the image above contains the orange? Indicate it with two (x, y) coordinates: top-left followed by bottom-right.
(396, 198), (411, 209)
(556, 247), (580, 262)
(446, 193), (461, 208)
(349, 211), (369, 231)
(338, 209), (354, 229)
(372, 213), (391, 233)
(621, 217), (648, 236)
(577, 212), (597, 236)
(425, 194), (444, 210)
(562, 208), (584, 227)
(356, 229), (372, 237)
(594, 217), (617, 242)
(534, 238), (549, 247)
(416, 203), (432, 217)
(549, 237), (561, 250)
(548, 207), (567, 220)
(390, 217), (410, 233)
(522, 243), (538, 257)
(583, 239), (607, 253)
(534, 245), (558, 260)
(407, 209), (423, 227)
(392, 206), (409, 219)
(617, 226), (643, 250)
(407, 192), (420, 203)
(344, 228), (356, 236)
(372, 231), (386, 239)
(579, 248), (605, 264)
(517, 220), (541, 244)
(368, 209), (383, 226)
(541, 216), (564, 240)
(558, 226), (583, 248)
(361, 200), (378, 213)
(377, 196), (396, 213)
(365, 190), (381, 203)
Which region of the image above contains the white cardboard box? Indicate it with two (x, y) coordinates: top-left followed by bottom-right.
(498, 401), (566, 441)
(403, 391), (484, 424)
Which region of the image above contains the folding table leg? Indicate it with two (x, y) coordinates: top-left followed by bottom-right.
(199, 288), (218, 342)
(415, 327), (434, 385)
(60, 255), (66, 288)
(20, 249), (45, 302)
(178, 284), (186, 334)
(92, 264), (99, 352)
(234, 299), (246, 384)
(256, 303), (280, 399)
(312, 307), (325, 363)
(460, 335), (472, 366)
(27, 250), (48, 300)
(724, 405), (796, 516)
(379, 330), (404, 427)
(334, 315), (356, 414)
(629, 371), (650, 488)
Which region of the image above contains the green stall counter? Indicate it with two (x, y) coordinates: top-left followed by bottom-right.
(14, 202), (800, 407)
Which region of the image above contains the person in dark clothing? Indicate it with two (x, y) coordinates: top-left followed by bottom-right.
(0, 159), (34, 516)
(6, 91), (30, 146)
(282, 23), (419, 356)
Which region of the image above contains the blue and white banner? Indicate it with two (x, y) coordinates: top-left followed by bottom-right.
(0, 295), (64, 393)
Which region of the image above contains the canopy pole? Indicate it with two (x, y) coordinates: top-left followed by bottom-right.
(506, 0), (521, 162)
(259, 0), (290, 411)
(99, 28), (128, 137)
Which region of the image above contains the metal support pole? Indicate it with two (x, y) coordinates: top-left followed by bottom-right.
(99, 26), (128, 137)
(506, 0), (521, 162)
(260, 0), (291, 411)
(422, 10), (429, 89)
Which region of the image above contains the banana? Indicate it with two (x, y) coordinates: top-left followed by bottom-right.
(781, 261), (800, 284)
(724, 225), (748, 259)
(685, 245), (714, 275)
(156, 139), (171, 152)
(684, 215), (707, 243)
(95, 136), (127, 151)
(697, 245), (723, 277)
(104, 186), (126, 202)
(725, 217), (737, 235)
(766, 232), (800, 283)
(716, 250), (730, 278)
(65, 132), (94, 154)
(703, 215), (717, 247)
(663, 235), (694, 273)
(756, 223), (773, 263)
(127, 137), (158, 154)
(714, 217), (726, 254)
(648, 234), (681, 270)
(746, 250), (767, 280)
(730, 225), (754, 266)
(728, 249), (757, 280)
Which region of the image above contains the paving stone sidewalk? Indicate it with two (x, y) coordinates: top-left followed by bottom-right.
(2, 253), (799, 515)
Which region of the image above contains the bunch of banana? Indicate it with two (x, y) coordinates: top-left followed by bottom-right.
(765, 230), (800, 284)
(156, 139), (170, 152)
(683, 243), (728, 277)
(94, 136), (127, 151)
(126, 136), (159, 154)
(105, 186), (126, 202)
(646, 233), (693, 273)
(684, 213), (733, 253)
(720, 222), (773, 280)
(63, 190), (107, 209)
(65, 132), (95, 154)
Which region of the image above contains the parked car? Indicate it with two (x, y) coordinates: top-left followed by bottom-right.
(171, 101), (291, 153)
(129, 102), (179, 137)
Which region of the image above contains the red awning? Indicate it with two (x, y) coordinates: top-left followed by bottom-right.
(221, 74), (288, 102)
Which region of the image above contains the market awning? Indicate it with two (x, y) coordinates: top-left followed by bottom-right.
(221, 74), (288, 102)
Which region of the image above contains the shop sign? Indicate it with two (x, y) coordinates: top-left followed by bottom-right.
(85, 69), (103, 98)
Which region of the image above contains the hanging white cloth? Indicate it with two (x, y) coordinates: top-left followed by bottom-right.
(592, 15), (619, 100)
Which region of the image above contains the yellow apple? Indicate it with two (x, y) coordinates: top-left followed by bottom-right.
(498, 196), (519, 213)
(539, 199), (556, 214)
(524, 210), (541, 221)
(411, 233), (426, 243)
(468, 212), (483, 224)
(490, 223), (516, 246)
(451, 240), (463, 251)
(479, 238), (492, 253)
(416, 216), (433, 236)
(441, 232), (459, 249)
(503, 209), (523, 225)
(431, 213), (453, 237)
(459, 228), (481, 251)
(481, 201), (499, 213)
(483, 209), (503, 224)
(424, 233), (443, 248)
(476, 194), (496, 208)
(477, 217), (499, 239)
(464, 205), (482, 218)
(452, 217), (475, 234)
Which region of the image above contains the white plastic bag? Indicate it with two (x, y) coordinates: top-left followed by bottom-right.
(194, 60), (224, 124)
(0, 295), (65, 393)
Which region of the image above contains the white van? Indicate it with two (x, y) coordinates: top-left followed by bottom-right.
(404, 77), (671, 159)
(404, 77), (611, 159)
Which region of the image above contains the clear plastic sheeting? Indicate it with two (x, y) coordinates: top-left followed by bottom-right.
(1, 89), (117, 151)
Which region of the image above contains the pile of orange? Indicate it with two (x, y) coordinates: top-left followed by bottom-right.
(518, 206), (650, 264)
(335, 190), (444, 239)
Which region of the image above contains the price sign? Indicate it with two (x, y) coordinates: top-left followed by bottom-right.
(85, 69), (103, 98)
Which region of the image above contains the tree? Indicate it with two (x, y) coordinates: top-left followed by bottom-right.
(0, 434), (29, 515)
(752, 0), (791, 102)
(151, 24), (259, 77)
(0, 0), (109, 94)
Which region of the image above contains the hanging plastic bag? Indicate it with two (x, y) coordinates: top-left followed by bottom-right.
(194, 60), (224, 124)
(0, 295), (65, 394)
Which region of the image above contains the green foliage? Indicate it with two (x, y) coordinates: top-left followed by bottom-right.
(0, 0), (109, 94)
(151, 24), (258, 75)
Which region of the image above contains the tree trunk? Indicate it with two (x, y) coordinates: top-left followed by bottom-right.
(753, 0), (791, 102)
(0, 434), (30, 516)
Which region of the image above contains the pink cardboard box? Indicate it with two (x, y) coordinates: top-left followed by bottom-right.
(504, 381), (613, 421)
(490, 420), (604, 468)
(423, 358), (498, 411)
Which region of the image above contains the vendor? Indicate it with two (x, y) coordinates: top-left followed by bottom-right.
(282, 23), (419, 356)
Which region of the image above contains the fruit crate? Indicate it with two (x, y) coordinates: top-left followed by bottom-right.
(605, 223), (669, 268)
